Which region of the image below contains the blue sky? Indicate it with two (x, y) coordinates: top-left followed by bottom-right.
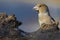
(0, 0), (60, 32)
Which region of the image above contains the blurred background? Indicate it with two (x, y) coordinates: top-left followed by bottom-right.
(0, 0), (60, 32)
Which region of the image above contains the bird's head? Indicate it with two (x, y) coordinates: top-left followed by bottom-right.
(33, 4), (48, 13)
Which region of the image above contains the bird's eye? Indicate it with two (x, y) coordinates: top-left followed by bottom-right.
(39, 6), (42, 7)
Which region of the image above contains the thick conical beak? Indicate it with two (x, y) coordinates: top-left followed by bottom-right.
(33, 6), (39, 11)
(33, 7), (35, 10)
(33, 6), (37, 9)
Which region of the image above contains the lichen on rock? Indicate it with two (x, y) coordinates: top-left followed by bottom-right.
(0, 13), (22, 40)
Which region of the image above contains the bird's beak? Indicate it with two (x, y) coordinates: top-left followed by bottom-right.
(33, 6), (36, 10)
(33, 6), (39, 10)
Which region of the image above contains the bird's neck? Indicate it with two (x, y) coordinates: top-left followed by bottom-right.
(38, 7), (50, 13)
(38, 10), (51, 17)
(39, 9), (48, 13)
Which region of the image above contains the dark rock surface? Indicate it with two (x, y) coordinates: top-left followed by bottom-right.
(26, 29), (60, 40)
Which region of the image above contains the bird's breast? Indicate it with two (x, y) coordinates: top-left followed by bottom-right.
(38, 13), (52, 25)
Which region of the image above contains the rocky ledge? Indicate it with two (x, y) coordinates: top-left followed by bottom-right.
(0, 13), (22, 40)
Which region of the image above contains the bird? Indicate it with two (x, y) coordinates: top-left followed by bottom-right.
(33, 4), (59, 30)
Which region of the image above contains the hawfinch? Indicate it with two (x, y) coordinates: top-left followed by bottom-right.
(33, 4), (59, 30)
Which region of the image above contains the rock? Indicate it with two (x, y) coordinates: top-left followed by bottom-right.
(27, 30), (60, 40)
(0, 13), (22, 40)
